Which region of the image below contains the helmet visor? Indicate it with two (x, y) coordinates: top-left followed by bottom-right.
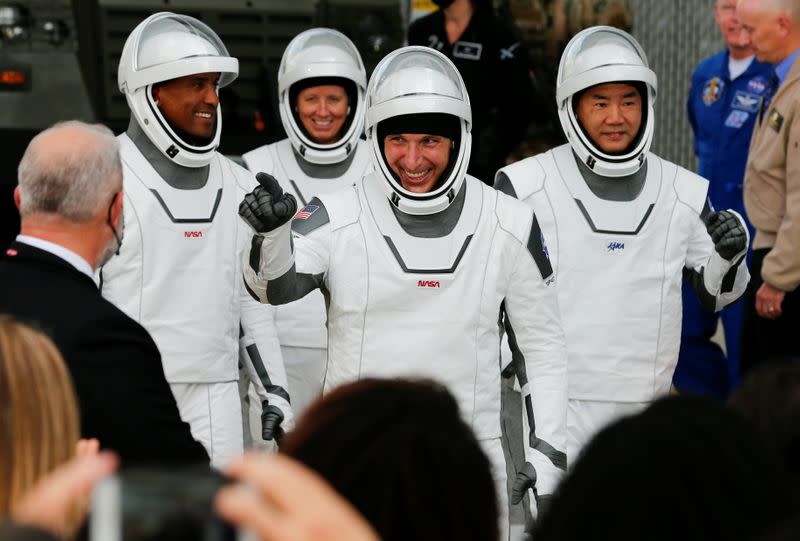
(133, 13), (236, 87)
(282, 29), (363, 77)
(369, 48), (468, 107)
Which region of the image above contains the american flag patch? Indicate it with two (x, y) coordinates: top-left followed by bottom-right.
(294, 204), (319, 220)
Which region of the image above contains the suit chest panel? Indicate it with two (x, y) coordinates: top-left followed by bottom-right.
(542, 156), (692, 352)
(328, 181), (510, 367)
(120, 158), (241, 317)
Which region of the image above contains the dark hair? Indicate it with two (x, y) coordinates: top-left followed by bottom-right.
(534, 395), (793, 541)
(281, 378), (498, 541)
(728, 362), (800, 481)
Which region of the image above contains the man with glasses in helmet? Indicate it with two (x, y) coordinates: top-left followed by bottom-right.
(239, 46), (568, 535)
(242, 29), (371, 418)
(496, 26), (750, 460)
(100, 12), (292, 468)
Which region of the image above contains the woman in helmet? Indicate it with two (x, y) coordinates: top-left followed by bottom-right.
(239, 45), (568, 539)
(496, 26), (750, 460)
(242, 29), (371, 420)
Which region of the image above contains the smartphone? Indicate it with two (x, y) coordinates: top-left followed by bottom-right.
(90, 468), (247, 541)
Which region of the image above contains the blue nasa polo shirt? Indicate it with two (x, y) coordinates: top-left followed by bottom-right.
(687, 50), (772, 218)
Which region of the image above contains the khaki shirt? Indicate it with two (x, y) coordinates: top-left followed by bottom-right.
(744, 57), (800, 292)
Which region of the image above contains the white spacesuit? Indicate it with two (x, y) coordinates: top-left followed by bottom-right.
(100, 12), (293, 468)
(495, 27), (750, 461)
(242, 29), (371, 416)
(240, 46), (568, 537)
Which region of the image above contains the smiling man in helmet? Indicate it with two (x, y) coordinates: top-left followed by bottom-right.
(100, 12), (292, 468)
(239, 46), (568, 536)
(242, 29), (371, 419)
(496, 26), (750, 460)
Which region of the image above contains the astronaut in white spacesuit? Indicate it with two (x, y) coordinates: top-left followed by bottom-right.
(100, 12), (292, 468)
(239, 46), (568, 536)
(495, 26), (750, 461)
(242, 28), (371, 417)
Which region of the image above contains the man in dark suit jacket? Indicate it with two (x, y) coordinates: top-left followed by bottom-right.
(0, 120), (208, 466)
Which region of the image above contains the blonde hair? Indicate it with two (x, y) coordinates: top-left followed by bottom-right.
(0, 317), (80, 518)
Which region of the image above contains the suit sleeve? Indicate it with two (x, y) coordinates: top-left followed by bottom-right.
(243, 197), (331, 305)
(761, 100), (800, 291)
(503, 211), (568, 498)
(684, 201), (750, 311)
(238, 242), (294, 434)
(73, 313), (208, 466)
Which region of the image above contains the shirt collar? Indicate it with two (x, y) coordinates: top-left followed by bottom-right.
(15, 235), (95, 281)
(774, 48), (800, 86)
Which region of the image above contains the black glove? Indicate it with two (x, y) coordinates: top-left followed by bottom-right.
(511, 461), (537, 505)
(239, 172), (297, 233)
(261, 402), (285, 442)
(704, 210), (747, 261)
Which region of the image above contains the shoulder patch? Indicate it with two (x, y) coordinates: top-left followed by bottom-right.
(291, 197), (329, 236)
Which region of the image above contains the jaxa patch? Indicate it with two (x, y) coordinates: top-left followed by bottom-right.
(768, 109), (784, 132)
(703, 77), (724, 106)
(724, 109), (749, 129)
(294, 204), (319, 220)
(732, 91), (761, 113)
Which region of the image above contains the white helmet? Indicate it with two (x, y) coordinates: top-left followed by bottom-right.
(556, 26), (657, 177)
(365, 46), (472, 216)
(117, 12), (238, 168)
(278, 28), (367, 165)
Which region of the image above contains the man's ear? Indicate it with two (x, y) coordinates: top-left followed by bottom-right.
(110, 191), (124, 224)
(13, 186), (21, 210)
(777, 14), (792, 38)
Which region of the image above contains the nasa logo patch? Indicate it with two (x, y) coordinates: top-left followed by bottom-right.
(747, 76), (768, 94)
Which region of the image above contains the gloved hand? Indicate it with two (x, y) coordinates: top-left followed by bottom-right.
(704, 210), (747, 261)
(261, 402), (285, 443)
(239, 172), (297, 233)
(510, 461), (537, 505)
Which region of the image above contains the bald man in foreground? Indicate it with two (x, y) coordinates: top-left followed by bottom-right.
(0, 121), (208, 466)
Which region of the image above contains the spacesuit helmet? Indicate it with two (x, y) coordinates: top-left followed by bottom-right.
(117, 12), (238, 168)
(278, 28), (367, 166)
(556, 26), (657, 177)
(365, 46), (472, 216)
